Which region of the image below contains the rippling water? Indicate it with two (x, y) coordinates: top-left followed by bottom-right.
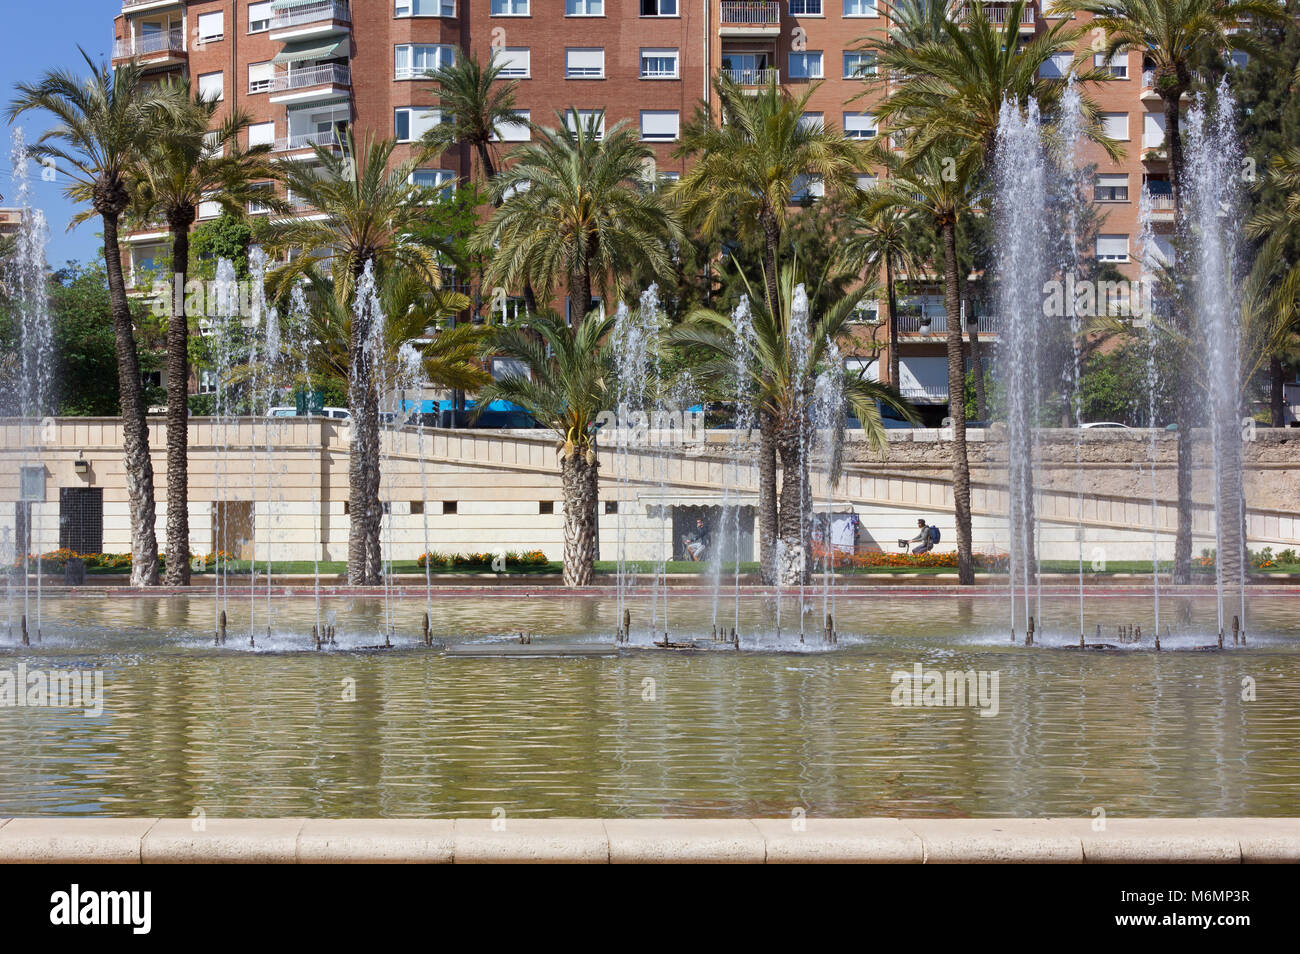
(0, 592), (1297, 817)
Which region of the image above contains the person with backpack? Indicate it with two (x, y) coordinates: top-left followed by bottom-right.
(908, 518), (940, 554)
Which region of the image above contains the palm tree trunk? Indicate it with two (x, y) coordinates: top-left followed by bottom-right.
(776, 412), (811, 587)
(347, 259), (382, 586)
(569, 269), (592, 324)
(476, 142), (497, 184)
(1270, 356), (1284, 427)
(759, 209), (780, 321)
(941, 219), (974, 585)
(103, 210), (160, 587)
(1165, 89), (1194, 584)
(561, 451), (597, 586)
(758, 410), (778, 584)
(886, 255), (900, 388)
(163, 219), (192, 585)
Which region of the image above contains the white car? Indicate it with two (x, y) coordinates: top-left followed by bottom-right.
(1081, 421), (1131, 429)
(267, 406), (351, 421)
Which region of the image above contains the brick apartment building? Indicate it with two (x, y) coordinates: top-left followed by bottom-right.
(111, 0), (1189, 414)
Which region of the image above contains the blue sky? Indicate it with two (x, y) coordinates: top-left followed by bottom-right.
(1, 1), (117, 269)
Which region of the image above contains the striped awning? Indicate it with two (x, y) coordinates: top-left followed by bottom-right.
(272, 36), (350, 64)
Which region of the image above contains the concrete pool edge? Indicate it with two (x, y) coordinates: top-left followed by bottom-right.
(0, 817), (1297, 863)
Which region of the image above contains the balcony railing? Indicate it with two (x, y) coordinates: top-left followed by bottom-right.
(960, 2), (1035, 24)
(1142, 68), (1155, 88)
(720, 1), (781, 25)
(270, 0), (351, 30)
(722, 67), (780, 86)
(1148, 193), (1175, 213)
(122, 0), (180, 8)
(113, 29), (185, 59)
(274, 129), (342, 152)
(900, 384), (949, 401)
(271, 63), (351, 92)
(895, 312), (1003, 335)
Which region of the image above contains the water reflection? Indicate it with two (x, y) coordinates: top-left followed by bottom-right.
(0, 594), (1297, 817)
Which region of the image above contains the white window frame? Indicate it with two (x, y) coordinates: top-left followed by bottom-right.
(1094, 173), (1129, 202)
(1101, 111), (1129, 141)
(1096, 234), (1130, 263)
(1143, 111), (1166, 149)
(843, 111), (877, 140)
(790, 0), (822, 14)
(798, 111), (824, 132)
(248, 61), (274, 94)
(491, 0), (530, 15)
(248, 121), (276, 148)
(855, 173), (878, 191)
(566, 109), (605, 140)
(197, 11), (224, 43)
(395, 107), (442, 143)
(791, 174), (825, 201)
(640, 48), (680, 79)
(843, 51), (876, 79)
(411, 169), (456, 195)
(640, 110), (680, 142)
(842, 0), (877, 15)
(565, 48), (605, 79)
(788, 51), (824, 80)
(248, 2), (272, 33)
(639, 0), (677, 16)
(565, 0), (604, 14)
(395, 44), (455, 80)
(1040, 52), (1073, 79)
(395, 0), (456, 16)
(494, 47), (531, 79)
(1094, 50), (1128, 79)
(197, 71), (224, 103)
(491, 110), (532, 142)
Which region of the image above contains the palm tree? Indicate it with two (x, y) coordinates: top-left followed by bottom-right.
(476, 309), (615, 586)
(1054, 0), (1287, 582)
(1247, 147), (1300, 426)
(842, 201), (927, 389)
(420, 49), (522, 189)
(474, 110), (678, 325)
(673, 75), (862, 580)
(8, 51), (187, 587)
(263, 132), (448, 585)
(132, 82), (282, 586)
(673, 264), (916, 586)
(860, 153), (980, 582)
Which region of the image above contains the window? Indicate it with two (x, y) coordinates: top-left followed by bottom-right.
(1229, 50), (1249, 69)
(248, 121), (275, 148)
(197, 71), (224, 102)
(798, 111), (824, 132)
(198, 195), (221, 219)
(412, 169), (455, 192)
(491, 0), (529, 14)
(395, 107), (442, 142)
(1094, 174), (1128, 202)
(442, 501), (458, 514)
(539, 501), (554, 514)
(855, 173), (878, 190)
(1094, 51), (1127, 78)
(248, 61), (273, 94)
(640, 48), (679, 79)
(395, 44), (455, 79)
(640, 0), (677, 15)
(566, 109), (605, 139)
(396, 0), (455, 15)
(790, 0), (822, 12)
(566, 0), (603, 13)
(565, 48), (605, 78)
(640, 110), (679, 141)
(197, 11), (224, 43)
(604, 501), (618, 515)
(1039, 52), (1073, 78)
(1101, 112), (1129, 141)
(494, 47), (530, 78)
(248, 2), (272, 32)
(1096, 234), (1129, 262)
(791, 174), (824, 201)
(789, 52), (823, 80)
(1143, 111), (1165, 148)
(843, 0), (877, 13)
(655, 171), (680, 190)
(247, 182), (274, 214)
(411, 501), (425, 515)
(491, 110), (531, 142)
(843, 51), (876, 78)
(843, 112), (877, 139)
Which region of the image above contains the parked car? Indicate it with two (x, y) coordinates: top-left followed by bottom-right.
(267, 406), (351, 421)
(1081, 421), (1130, 429)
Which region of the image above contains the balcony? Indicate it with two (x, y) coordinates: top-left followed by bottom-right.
(895, 312), (1002, 336)
(722, 67), (780, 86)
(274, 129), (343, 154)
(270, 1), (351, 42)
(269, 63), (352, 104)
(113, 29), (186, 64)
(719, 1), (782, 37)
(121, 0), (182, 10)
(959, 2), (1035, 29)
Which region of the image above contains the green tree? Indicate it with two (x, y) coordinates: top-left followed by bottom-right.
(420, 49), (521, 187)
(8, 51), (188, 586)
(262, 132), (447, 585)
(476, 309), (615, 586)
(132, 81), (281, 585)
(1055, 0), (1288, 583)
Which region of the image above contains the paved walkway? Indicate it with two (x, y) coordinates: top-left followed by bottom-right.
(1, 818), (1296, 863)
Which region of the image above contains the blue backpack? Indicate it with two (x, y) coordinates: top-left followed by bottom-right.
(928, 525), (941, 544)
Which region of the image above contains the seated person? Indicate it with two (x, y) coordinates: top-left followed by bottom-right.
(909, 518), (938, 554)
(684, 517), (710, 561)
